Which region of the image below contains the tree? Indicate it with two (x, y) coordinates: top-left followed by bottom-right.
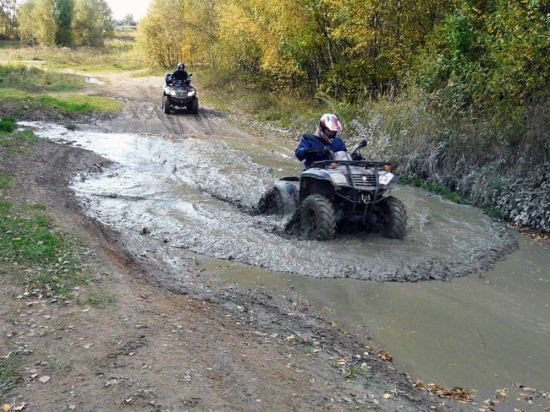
(135, 0), (186, 68)
(0, 0), (18, 39)
(118, 13), (136, 26)
(54, 0), (73, 46)
(72, 0), (113, 46)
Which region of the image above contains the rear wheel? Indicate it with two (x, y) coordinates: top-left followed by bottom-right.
(257, 187), (284, 215)
(300, 194), (336, 240)
(163, 95), (171, 114)
(378, 196), (407, 239)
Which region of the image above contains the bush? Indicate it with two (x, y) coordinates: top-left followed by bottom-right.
(0, 117), (16, 133)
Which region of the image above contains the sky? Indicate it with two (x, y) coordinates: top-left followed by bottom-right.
(107, 0), (151, 21)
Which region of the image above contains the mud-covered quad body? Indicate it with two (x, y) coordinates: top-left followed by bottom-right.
(162, 73), (199, 114)
(261, 140), (407, 240)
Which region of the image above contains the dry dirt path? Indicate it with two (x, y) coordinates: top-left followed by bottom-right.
(0, 70), (479, 412)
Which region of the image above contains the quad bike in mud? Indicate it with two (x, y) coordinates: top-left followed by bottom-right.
(259, 140), (407, 241)
(161, 73), (199, 114)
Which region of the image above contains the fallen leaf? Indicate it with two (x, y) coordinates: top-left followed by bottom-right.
(1, 404), (11, 412)
(38, 376), (50, 384)
(14, 404), (26, 411)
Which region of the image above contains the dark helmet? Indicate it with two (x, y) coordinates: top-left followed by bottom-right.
(177, 62), (185, 71)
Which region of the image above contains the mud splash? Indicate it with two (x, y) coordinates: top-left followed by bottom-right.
(20, 121), (517, 282)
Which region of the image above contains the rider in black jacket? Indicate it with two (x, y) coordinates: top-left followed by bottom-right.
(171, 62), (189, 84)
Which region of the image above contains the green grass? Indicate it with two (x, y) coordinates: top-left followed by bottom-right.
(0, 173), (13, 190)
(85, 292), (117, 308)
(0, 86), (122, 113)
(399, 175), (471, 205)
(0, 116), (16, 132)
(0, 200), (89, 296)
(0, 65), (123, 114)
(0, 352), (22, 397)
(0, 127), (40, 155)
(0, 64), (85, 92)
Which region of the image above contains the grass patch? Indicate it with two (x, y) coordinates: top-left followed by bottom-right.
(85, 292), (117, 308)
(0, 352), (22, 397)
(0, 173), (13, 190)
(399, 175), (471, 205)
(195, 68), (325, 131)
(0, 65), (122, 114)
(0, 64), (85, 92)
(37, 95), (122, 112)
(1, 33), (143, 72)
(0, 87), (122, 113)
(482, 204), (504, 220)
(0, 127), (40, 155)
(0, 116), (16, 132)
(0, 200), (89, 296)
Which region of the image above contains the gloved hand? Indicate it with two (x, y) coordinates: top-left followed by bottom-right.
(351, 152), (364, 160)
(307, 146), (327, 154)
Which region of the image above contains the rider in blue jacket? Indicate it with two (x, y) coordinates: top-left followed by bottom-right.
(295, 114), (346, 169)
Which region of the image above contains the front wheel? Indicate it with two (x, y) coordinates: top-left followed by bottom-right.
(162, 95), (171, 114)
(300, 194), (336, 241)
(188, 97), (199, 114)
(377, 196), (407, 239)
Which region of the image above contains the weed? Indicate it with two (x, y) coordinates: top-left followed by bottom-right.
(482, 204), (504, 220)
(0, 352), (22, 397)
(0, 173), (13, 190)
(0, 116), (16, 132)
(43, 355), (72, 374)
(85, 292), (117, 307)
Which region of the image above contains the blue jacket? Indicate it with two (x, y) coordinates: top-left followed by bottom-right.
(295, 133), (347, 168)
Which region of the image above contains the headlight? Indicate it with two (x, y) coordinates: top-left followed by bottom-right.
(187, 90), (196, 97)
(330, 173), (347, 185)
(169, 90), (178, 97)
(378, 172), (395, 186)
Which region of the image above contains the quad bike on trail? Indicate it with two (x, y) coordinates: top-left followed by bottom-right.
(259, 140), (407, 241)
(162, 73), (199, 114)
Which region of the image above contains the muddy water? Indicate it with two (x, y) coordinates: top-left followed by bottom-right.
(22, 122), (549, 406)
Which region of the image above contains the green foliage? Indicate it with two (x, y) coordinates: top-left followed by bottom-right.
(415, 0), (550, 147)
(0, 116), (16, 132)
(54, 0), (74, 46)
(16, 0), (113, 46)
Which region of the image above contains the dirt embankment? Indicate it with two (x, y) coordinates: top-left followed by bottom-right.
(0, 71), (480, 411)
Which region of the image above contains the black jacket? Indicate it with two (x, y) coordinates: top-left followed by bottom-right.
(172, 70), (189, 83)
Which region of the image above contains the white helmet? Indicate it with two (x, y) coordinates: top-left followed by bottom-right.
(319, 113), (342, 143)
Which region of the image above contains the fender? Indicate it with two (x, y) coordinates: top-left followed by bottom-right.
(274, 178), (299, 216)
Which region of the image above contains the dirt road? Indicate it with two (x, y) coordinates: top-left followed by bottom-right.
(0, 71), (480, 411)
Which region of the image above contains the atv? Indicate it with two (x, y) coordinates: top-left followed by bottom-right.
(162, 73), (199, 114)
(260, 140), (407, 241)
